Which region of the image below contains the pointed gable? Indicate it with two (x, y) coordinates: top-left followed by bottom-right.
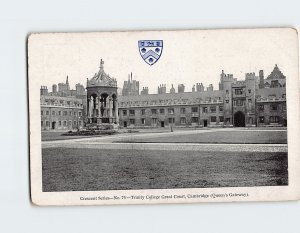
(266, 64), (286, 80)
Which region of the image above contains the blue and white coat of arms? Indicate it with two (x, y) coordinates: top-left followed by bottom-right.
(138, 40), (163, 65)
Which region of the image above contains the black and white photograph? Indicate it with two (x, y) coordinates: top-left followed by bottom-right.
(28, 28), (300, 205)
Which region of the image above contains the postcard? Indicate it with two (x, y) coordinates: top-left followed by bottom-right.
(28, 28), (300, 205)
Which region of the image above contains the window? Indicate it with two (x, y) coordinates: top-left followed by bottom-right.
(180, 117), (186, 124)
(152, 118), (157, 124)
(225, 100), (229, 103)
(191, 117), (198, 123)
(268, 95), (276, 100)
(168, 108), (174, 115)
(210, 116), (217, 122)
(41, 110), (43, 116)
(168, 118), (174, 124)
(259, 105), (264, 111)
(236, 99), (244, 106)
(270, 116), (279, 123)
(235, 89), (243, 95)
(141, 109), (145, 115)
(180, 108), (186, 114)
(129, 119), (135, 125)
(69, 121), (72, 126)
(248, 89), (251, 94)
(79, 121), (82, 126)
(69, 111), (72, 116)
(248, 99), (252, 103)
(282, 94), (286, 98)
(129, 110), (135, 115)
(283, 104), (286, 111)
(78, 111), (82, 116)
(226, 90), (229, 94)
(63, 121), (67, 126)
(259, 116), (264, 123)
(123, 110), (127, 116)
(58, 111), (61, 116)
(219, 106), (223, 112)
(219, 116), (224, 122)
(202, 107), (208, 113)
(52, 111), (55, 115)
(226, 118), (231, 123)
(271, 80), (279, 88)
(141, 118), (145, 124)
(74, 121), (77, 126)
(46, 121), (50, 127)
(46, 111), (49, 115)
(59, 121), (61, 126)
(41, 121), (43, 126)
(63, 111), (67, 116)
(160, 109), (165, 114)
(191, 107), (198, 113)
(270, 104), (278, 111)
(151, 109), (157, 115)
(210, 106), (216, 113)
(74, 112), (77, 116)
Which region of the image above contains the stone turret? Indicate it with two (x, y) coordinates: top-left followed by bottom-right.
(122, 72), (139, 96)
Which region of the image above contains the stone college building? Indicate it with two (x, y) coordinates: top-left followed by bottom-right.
(40, 61), (287, 130)
(118, 64), (287, 128)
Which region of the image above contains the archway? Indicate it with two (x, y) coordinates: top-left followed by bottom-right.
(234, 111), (245, 127)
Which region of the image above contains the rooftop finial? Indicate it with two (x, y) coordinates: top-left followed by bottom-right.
(100, 59), (104, 70)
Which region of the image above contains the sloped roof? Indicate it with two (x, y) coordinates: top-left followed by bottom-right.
(87, 60), (117, 87)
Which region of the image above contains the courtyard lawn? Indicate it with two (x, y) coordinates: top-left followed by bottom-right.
(42, 148), (288, 192)
(115, 130), (287, 144)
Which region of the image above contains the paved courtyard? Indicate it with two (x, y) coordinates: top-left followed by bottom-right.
(42, 128), (288, 192)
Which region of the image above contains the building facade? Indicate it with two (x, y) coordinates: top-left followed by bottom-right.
(40, 63), (287, 130)
(40, 77), (86, 131)
(118, 64), (287, 128)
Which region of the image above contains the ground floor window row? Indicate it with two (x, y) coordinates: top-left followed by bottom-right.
(121, 116), (226, 127)
(258, 116), (285, 124)
(41, 120), (83, 129)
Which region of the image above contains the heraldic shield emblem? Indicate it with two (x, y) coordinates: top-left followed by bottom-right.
(138, 40), (163, 65)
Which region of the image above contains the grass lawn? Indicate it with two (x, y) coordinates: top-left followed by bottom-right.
(41, 131), (113, 141)
(42, 148), (288, 192)
(116, 130), (287, 144)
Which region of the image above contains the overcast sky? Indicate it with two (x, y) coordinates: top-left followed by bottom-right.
(30, 28), (297, 94)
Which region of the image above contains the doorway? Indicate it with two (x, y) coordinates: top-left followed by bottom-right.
(234, 111), (245, 127)
(161, 121), (165, 127)
(203, 120), (208, 127)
